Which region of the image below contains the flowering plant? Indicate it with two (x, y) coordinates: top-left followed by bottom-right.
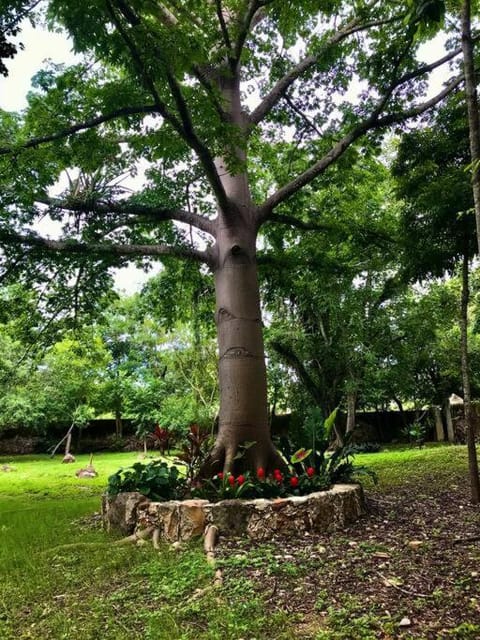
(192, 458), (332, 501)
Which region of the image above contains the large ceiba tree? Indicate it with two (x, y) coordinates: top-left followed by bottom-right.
(0, 0), (467, 472)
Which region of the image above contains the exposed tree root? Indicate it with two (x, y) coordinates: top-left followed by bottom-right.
(152, 527), (161, 550)
(114, 526), (157, 546)
(203, 524), (218, 565)
(201, 436), (287, 477)
(76, 453), (98, 478)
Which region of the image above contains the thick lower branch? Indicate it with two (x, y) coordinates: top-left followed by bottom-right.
(0, 105), (158, 156)
(0, 229), (213, 265)
(38, 197), (216, 237)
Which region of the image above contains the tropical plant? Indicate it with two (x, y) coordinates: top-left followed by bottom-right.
(107, 459), (185, 501)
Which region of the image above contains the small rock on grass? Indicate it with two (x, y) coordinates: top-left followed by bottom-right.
(399, 617), (412, 627)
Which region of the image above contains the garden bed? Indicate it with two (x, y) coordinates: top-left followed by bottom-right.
(102, 484), (365, 542)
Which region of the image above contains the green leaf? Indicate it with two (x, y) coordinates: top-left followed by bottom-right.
(324, 407), (339, 438)
(291, 448), (312, 464)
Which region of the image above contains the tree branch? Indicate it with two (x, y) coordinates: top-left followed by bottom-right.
(249, 14), (403, 127)
(232, 0), (264, 66)
(283, 92), (323, 137)
(264, 214), (396, 249)
(265, 213), (335, 232)
(107, 0), (229, 211)
(2, 0), (42, 34)
(215, 0), (233, 54)
(270, 340), (323, 406)
(38, 196), (216, 237)
(0, 229), (214, 266)
(164, 70), (230, 211)
(106, 0), (183, 129)
(0, 105), (158, 155)
(257, 74), (464, 219)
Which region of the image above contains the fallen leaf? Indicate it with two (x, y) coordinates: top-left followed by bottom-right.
(408, 540), (424, 549)
(383, 576), (404, 587)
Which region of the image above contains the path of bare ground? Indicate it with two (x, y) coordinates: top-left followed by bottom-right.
(215, 472), (480, 639)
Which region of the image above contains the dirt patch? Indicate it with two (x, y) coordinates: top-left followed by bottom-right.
(215, 474), (480, 639)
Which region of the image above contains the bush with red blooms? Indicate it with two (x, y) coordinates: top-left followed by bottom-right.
(108, 424), (376, 502)
(193, 458), (332, 501)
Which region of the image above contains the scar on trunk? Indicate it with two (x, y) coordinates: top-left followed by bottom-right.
(216, 307), (261, 323)
(220, 346), (263, 359)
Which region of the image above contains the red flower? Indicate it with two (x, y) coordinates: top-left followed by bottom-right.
(228, 474), (235, 486)
(217, 472), (224, 480)
(273, 469), (283, 483)
(256, 467), (265, 480)
(306, 467), (315, 477)
(237, 474), (245, 485)
(290, 476), (299, 488)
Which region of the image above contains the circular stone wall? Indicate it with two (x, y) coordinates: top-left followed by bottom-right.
(102, 484), (365, 542)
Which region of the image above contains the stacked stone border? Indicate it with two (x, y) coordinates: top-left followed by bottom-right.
(102, 484), (365, 543)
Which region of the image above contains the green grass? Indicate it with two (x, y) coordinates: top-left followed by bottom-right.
(0, 451), (295, 640)
(355, 442), (469, 491)
(0, 451), (153, 498)
(0, 445), (473, 639)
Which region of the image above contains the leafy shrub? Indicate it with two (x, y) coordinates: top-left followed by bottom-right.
(107, 460), (186, 501)
(106, 410), (376, 502)
(402, 421), (428, 447)
(176, 423), (213, 483)
(192, 440), (376, 502)
(192, 464), (330, 501)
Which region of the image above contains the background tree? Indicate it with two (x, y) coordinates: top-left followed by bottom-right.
(0, 1), (41, 77)
(263, 154), (402, 435)
(393, 94), (480, 501)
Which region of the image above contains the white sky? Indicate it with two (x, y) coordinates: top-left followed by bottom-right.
(0, 24), (156, 295)
(0, 23), (77, 110)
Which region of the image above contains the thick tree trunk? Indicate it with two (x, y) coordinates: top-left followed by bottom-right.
(206, 222), (281, 473)
(198, 71), (287, 475)
(459, 253), (480, 504)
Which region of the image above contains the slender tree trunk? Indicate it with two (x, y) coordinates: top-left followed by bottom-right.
(346, 390), (357, 434)
(115, 407), (123, 438)
(432, 406), (445, 442)
(65, 431), (72, 456)
(444, 397), (455, 443)
(462, 0), (480, 255)
(460, 2), (480, 503)
(393, 396), (408, 430)
(459, 252), (480, 503)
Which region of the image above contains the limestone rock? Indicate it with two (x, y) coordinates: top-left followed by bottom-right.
(102, 492), (150, 535)
(102, 484), (365, 543)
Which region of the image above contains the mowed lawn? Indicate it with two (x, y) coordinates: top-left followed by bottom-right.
(0, 445), (478, 640)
